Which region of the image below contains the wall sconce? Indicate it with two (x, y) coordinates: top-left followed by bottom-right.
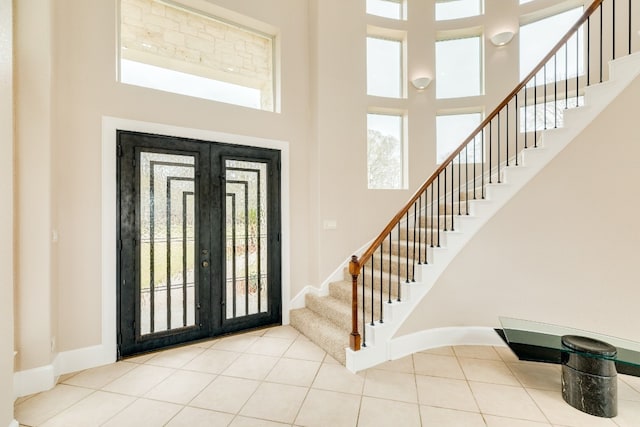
(411, 77), (432, 90)
(490, 31), (515, 47)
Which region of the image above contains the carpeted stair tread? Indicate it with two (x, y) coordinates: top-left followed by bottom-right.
(342, 268), (408, 292)
(329, 280), (399, 306)
(290, 307), (349, 364)
(306, 294), (356, 331)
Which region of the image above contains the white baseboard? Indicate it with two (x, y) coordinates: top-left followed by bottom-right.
(346, 326), (506, 372)
(8, 419), (18, 427)
(289, 249), (364, 310)
(13, 364), (56, 398)
(389, 326), (506, 360)
(54, 344), (116, 376)
(13, 343), (115, 398)
(290, 285), (327, 309)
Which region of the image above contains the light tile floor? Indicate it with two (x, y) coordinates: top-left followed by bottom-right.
(14, 325), (640, 426)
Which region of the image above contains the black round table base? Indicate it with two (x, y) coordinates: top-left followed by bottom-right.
(561, 365), (617, 418)
(560, 335), (618, 418)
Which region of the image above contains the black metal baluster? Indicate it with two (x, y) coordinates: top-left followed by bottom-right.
(437, 175), (441, 247)
(473, 135), (477, 199)
(524, 87), (528, 149)
(397, 225), (402, 301)
(370, 258), (375, 326)
(497, 113), (501, 184)
(405, 211), (410, 283)
(379, 243), (383, 323)
(629, 0), (632, 55)
(554, 54), (558, 128)
(489, 121), (493, 184)
(576, 22), (580, 106)
(422, 193), (428, 264)
(481, 128), (485, 198)
(423, 193), (429, 263)
(613, 0), (616, 60)
(544, 64), (547, 130)
(515, 93), (519, 165)
(458, 155), (462, 215)
(450, 161), (454, 230)
(600, 3), (603, 83)
(506, 102), (510, 167)
(362, 268), (366, 347)
(566, 41), (569, 108)
(588, 16), (591, 85)
(465, 145), (469, 214)
(388, 233), (392, 304)
(430, 184), (435, 248)
(418, 195), (422, 264)
(412, 204), (416, 281)
(443, 167), (448, 231)
(534, 74), (538, 148)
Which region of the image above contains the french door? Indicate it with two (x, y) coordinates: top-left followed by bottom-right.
(117, 131), (281, 357)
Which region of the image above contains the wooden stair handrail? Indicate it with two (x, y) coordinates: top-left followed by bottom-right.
(353, 0), (603, 269)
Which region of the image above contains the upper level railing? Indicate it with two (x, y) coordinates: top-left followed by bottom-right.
(349, 0), (637, 351)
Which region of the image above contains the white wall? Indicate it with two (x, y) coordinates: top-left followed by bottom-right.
(0, 0), (14, 423)
(398, 73), (640, 342)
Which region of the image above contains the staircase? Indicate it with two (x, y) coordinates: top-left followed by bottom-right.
(291, 0), (640, 371)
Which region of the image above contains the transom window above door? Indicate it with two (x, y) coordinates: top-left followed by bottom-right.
(119, 0), (277, 111)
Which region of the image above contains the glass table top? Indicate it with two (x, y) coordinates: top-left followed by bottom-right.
(500, 317), (640, 368)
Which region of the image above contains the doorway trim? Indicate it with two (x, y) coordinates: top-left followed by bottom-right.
(102, 116), (291, 363)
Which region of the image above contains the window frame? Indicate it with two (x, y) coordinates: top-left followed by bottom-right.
(366, 0), (406, 21)
(518, 5), (585, 83)
(435, 110), (484, 165)
(366, 32), (406, 99)
(435, 0), (484, 21)
(435, 32), (484, 100)
(366, 111), (408, 190)
(118, 0), (278, 112)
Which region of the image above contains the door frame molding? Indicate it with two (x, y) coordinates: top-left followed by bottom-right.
(102, 116), (291, 362)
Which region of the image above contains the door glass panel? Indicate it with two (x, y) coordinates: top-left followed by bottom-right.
(140, 152), (196, 336)
(225, 160), (268, 319)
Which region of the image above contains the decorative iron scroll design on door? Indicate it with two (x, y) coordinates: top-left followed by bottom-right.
(225, 160), (269, 319)
(140, 152), (197, 336)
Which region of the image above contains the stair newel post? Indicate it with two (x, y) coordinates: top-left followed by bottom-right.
(349, 255), (362, 351)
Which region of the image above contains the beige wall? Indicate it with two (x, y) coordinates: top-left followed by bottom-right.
(398, 73), (640, 341)
(14, 0), (55, 372)
(0, 0), (14, 423)
(13, 0), (312, 369)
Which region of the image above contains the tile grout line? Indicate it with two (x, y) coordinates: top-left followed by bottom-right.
(502, 352), (555, 426)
